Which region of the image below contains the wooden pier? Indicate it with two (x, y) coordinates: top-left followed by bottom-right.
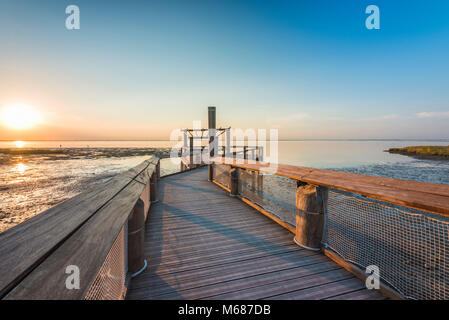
(126, 167), (384, 300)
(1, 106), (448, 300)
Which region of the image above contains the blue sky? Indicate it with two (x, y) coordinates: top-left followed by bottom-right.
(1, 0), (449, 139)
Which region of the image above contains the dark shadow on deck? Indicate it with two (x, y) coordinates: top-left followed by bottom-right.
(126, 168), (385, 300)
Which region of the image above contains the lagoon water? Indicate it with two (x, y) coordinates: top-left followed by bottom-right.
(1, 139), (448, 233)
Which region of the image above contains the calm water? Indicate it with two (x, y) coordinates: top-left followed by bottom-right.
(1, 139), (448, 233)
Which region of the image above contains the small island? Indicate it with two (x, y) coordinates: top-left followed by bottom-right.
(387, 145), (449, 160)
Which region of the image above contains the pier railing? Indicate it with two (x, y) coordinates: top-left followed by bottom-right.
(180, 145), (263, 171)
(211, 158), (449, 300)
(0, 157), (160, 300)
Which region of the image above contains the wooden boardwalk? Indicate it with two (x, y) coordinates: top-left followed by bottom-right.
(126, 167), (385, 300)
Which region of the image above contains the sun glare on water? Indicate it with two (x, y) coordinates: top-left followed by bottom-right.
(1, 104), (41, 129)
(14, 163), (28, 174)
(14, 141), (25, 148)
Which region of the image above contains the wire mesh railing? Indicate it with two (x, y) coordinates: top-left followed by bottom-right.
(238, 169), (296, 228)
(213, 164), (232, 189)
(324, 189), (449, 300)
(85, 223), (128, 300)
(211, 160), (449, 300)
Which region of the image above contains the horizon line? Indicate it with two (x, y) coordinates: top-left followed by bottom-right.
(1, 138), (449, 142)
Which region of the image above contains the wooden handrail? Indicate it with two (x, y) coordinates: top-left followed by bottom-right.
(0, 157), (159, 299)
(213, 158), (449, 217)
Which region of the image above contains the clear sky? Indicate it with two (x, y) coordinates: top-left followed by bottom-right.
(1, 0), (449, 140)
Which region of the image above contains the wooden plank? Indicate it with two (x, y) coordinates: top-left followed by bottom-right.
(145, 216), (284, 237)
(144, 248), (319, 282)
(326, 288), (387, 300)
(131, 250), (327, 296)
(146, 241), (298, 273)
(145, 215), (291, 239)
(1, 158), (157, 299)
(146, 222), (293, 242)
(127, 167), (381, 300)
(203, 268), (353, 300)
(145, 229), (294, 255)
(282, 164), (449, 197)
(144, 223), (300, 255)
(130, 260), (340, 300)
(263, 277), (366, 300)
(213, 158), (449, 216)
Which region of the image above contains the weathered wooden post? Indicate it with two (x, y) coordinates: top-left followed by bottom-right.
(189, 136), (194, 169)
(243, 146), (248, 160)
(226, 128), (231, 159)
(258, 146), (264, 162)
(294, 182), (328, 251)
(150, 170), (158, 203)
(128, 199), (147, 276)
(181, 130), (188, 171)
(257, 172), (263, 194)
(230, 167), (239, 196)
(208, 106), (216, 181)
(183, 131), (188, 153)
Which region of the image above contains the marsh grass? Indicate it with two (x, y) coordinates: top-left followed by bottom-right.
(388, 145), (449, 158)
(0, 148), (65, 155)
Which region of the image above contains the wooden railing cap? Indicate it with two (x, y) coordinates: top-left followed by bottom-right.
(213, 158), (449, 216)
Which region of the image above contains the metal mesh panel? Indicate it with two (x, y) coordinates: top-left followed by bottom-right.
(213, 164), (231, 189)
(85, 223), (128, 300)
(238, 169), (296, 227)
(324, 189), (449, 300)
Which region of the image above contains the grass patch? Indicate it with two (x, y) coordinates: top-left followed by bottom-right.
(388, 145), (449, 158)
(0, 148), (65, 155)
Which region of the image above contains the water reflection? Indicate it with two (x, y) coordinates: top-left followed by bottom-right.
(13, 162), (27, 173)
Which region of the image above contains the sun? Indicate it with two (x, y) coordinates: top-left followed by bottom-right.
(1, 104), (41, 129)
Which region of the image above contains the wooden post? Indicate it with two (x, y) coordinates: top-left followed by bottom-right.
(258, 146), (264, 162)
(183, 131), (188, 153)
(257, 172), (263, 194)
(208, 106), (216, 181)
(251, 169), (256, 190)
(189, 136), (194, 169)
(243, 146), (248, 160)
(294, 183), (328, 251)
(128, 199), (147, 276)
(230, 167), (239, 196)
(226, 128), (231, 159)
(150, 171), (158, 203)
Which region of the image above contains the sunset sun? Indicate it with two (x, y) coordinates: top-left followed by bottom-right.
(1, 104), (41, 129)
